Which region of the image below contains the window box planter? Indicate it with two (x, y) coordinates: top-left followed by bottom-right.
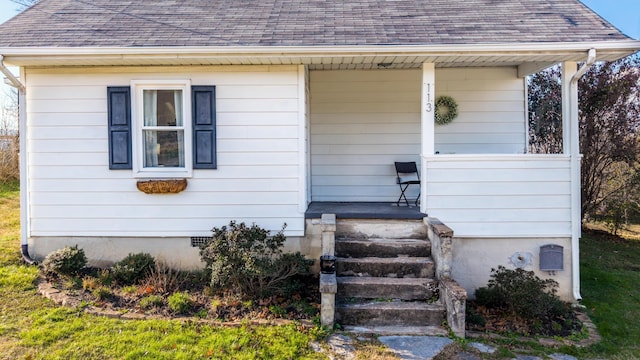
(136, 179), (187, 194)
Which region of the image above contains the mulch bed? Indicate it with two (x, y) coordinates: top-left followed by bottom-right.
(466, 301), (584, 337)
(43, 270), (320, 323)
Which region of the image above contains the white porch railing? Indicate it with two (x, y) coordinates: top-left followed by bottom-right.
(422, 154), (572, 238)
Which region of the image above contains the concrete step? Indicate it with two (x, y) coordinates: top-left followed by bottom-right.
(336, 256), (435, 278)
(336, 238), (431, 258)
(341, 325), (449, 336)
(335, 301), (445, 327)
(337, 276), (438, 301)
(336, 219), (427, 240)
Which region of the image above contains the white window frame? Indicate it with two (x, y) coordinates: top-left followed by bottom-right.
(131, 80), (192, 178)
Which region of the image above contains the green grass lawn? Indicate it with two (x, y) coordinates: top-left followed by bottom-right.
(579, 230), (640, 359)
(0, 181), (325, 360)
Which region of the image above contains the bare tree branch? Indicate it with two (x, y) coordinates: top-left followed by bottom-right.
(528, 56), (640, 223)
(10, 0), (38, 11)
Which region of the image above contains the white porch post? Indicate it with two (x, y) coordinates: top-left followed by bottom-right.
(562, 62), (577, 155)
(562, 61), (582, 301)
(421, 63), (435, 213)
(297, 65), (309, 212)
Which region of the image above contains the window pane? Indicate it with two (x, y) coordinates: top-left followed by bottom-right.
(143, 89), (183, 127)
(143, 130), (185, 168)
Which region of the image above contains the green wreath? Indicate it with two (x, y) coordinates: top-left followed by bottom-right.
(434, 96), (458, 125)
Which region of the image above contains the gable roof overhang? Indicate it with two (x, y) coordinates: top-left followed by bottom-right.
(2, 40), (639, 77)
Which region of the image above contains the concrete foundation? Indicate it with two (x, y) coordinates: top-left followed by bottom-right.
(451, 236), (573, 301)
(29, 230), (322, 271)
(28, 216), (574, 304)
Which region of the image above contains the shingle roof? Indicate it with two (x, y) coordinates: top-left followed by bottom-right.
(0, 0), (631, 48)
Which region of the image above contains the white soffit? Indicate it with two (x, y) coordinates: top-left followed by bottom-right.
(1, 42), (638, 70)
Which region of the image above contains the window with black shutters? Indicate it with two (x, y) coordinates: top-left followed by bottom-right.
(107, 82), (216, 176)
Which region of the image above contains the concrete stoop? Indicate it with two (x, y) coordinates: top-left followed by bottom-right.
(335, 238), (431, 258)
(337, 277), (438, 300)
(336, 256), (435, 278)
(336, 301), (445, 327)
(342, 326), (449, 336)
(332, 219), (447, 334)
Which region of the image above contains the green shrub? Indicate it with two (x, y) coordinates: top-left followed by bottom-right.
(139, 295), (164, 310)
(168, 291), (192, 314)
(199, 221), (312, 299)
(41, 245), (87, 276)
(63, 276), (83, 290)
(120, 285), (138, 295)
(92, 287), (112, 301)
(465, 306), (486, 327)
(269, 305), (287, 316)
(82, 276), (99, 291)
(97, 269), (113, 286)
(111, 253), (156, 285)
(475, 266), (567, 319)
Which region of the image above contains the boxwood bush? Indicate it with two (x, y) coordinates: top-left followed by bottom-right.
(42, 245), (87, 277)
(200, 221), (312, 299)
(111, 253), (156, 285)
(475, 265), (565, 319)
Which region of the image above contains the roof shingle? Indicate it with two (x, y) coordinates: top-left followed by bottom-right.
(0, 0), (631, 48)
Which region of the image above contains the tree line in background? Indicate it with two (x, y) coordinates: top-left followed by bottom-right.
(0, 86), (18, 184)
(0, 1), (34, 183)
(529, 56), (640, 232)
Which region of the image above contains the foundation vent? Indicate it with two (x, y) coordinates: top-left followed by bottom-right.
(190, 236), (213, 248)
(540, 244), (564, 271)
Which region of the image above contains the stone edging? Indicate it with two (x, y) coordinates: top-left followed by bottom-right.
(37, 278), (313, 328)
(466, 310), (601, 348)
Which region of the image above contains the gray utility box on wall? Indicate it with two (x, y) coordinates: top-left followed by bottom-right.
(539, 244), (564, 271)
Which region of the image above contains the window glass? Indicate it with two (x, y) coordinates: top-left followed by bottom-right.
(142, 89), (185, 168)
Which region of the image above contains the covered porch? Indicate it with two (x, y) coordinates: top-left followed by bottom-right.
(305, 49), (597, 241)
(303, 50), (597, 302)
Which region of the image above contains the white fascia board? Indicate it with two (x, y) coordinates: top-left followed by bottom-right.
(1, 40), (639, 62)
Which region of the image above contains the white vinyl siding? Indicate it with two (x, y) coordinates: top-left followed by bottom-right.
(434, 67), (526, 154)
(26, 66), (306, 237)
(309, 67), (526, 202)
(310, 69), (421, 202)
(424, 155), (572, 237)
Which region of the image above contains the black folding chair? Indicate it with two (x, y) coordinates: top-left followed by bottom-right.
(395, 161), (421, 206)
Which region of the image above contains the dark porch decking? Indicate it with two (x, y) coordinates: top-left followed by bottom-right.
(305, 202), (426, 220)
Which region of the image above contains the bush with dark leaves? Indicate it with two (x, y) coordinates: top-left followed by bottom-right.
(111, 253), (156, 285)
(200, 221), (312, 299)
(42, 245), (87, 276)
(475, 265), (567, 319)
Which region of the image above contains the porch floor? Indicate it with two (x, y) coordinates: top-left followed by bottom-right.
(305, 202), (426, 220)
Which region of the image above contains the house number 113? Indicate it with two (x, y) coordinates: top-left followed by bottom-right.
(425, 83), (433, 112)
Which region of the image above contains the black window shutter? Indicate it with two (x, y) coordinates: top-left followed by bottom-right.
(107, 86), (132, 170)
(192, 86), (217, 169)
